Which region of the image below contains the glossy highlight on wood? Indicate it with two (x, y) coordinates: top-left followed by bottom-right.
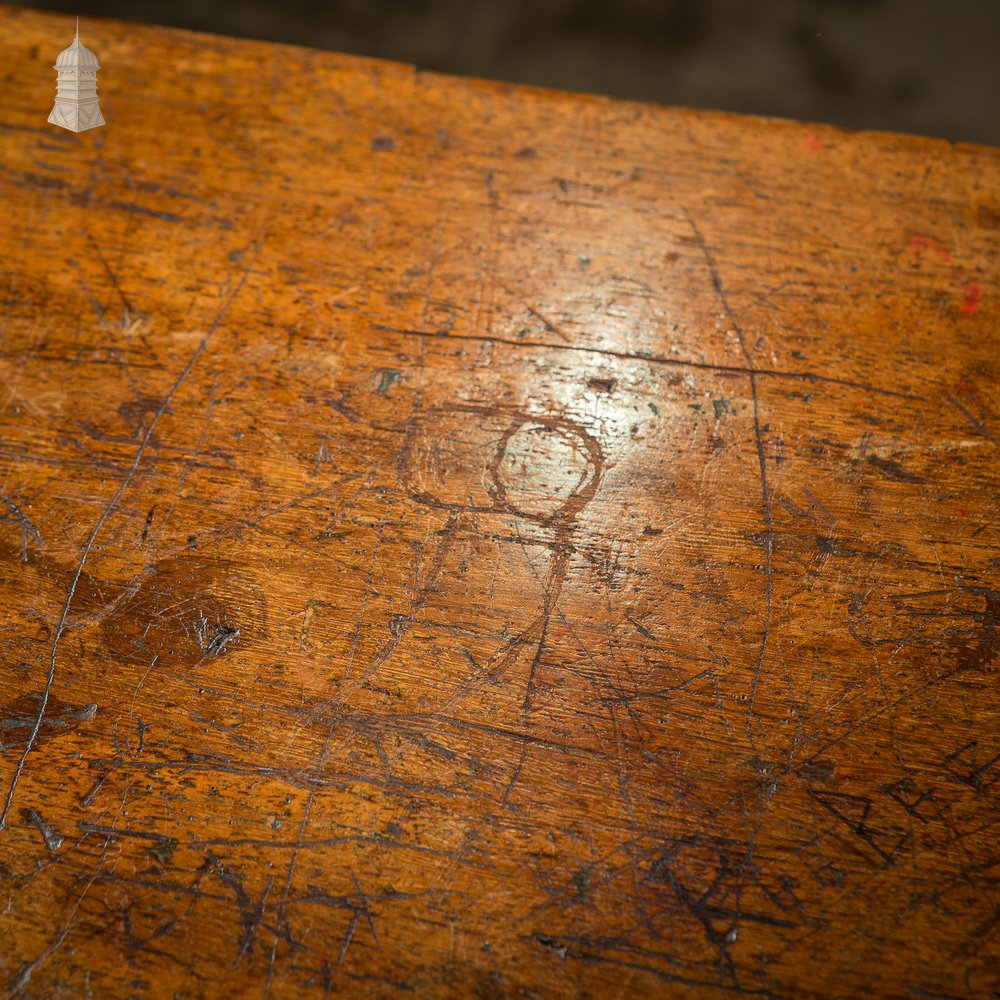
(0, 6), (998, 997)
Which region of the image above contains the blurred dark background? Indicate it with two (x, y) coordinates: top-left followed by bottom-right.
(20, 0), (1000, 145)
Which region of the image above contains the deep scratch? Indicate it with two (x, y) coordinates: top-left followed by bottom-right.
(264, 788), (313, 998)
(371, 324), (920, 400)
(686, 212), (776, 958)
(685, 213), (773, 744)
(500, 745), (528, 808)
(0, 490), (42, 561)
(946, 391), (997, 447)
(0, 236), (264, 831)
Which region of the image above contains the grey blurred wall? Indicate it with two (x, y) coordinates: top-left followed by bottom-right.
(21, 0), (1000, 146)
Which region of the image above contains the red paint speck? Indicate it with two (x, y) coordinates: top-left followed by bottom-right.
(955, 381), (973, 395)
(957, 507), (968, 518)
(908, 233), (952, 263)
(803, 134), (825, 154)
(960, 282), (982, 315)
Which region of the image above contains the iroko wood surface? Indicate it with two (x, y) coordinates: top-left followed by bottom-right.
(0, 6), (998, 998)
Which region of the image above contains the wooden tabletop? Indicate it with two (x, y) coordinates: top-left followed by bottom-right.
(1, 6), (998, 998)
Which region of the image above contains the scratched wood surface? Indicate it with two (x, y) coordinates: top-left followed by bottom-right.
(0, 6), (998, 998)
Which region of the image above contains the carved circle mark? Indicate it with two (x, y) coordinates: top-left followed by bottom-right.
(404, 405), (603, 524)
(490, 417), (601, 521)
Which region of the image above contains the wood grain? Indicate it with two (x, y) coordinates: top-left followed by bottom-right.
(0, 5), (998, 997)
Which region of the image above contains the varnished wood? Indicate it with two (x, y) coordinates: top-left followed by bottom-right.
(0, 6), (998, 997)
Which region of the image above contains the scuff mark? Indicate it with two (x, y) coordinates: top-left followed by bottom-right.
(21, 807), (63, 851)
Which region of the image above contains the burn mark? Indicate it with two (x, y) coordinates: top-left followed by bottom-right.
(587, 377), (616, 393)
(865, 455), (928, 484)
(97, 552), (263, 673)
(108, 200), (182, 224)
(194, 614), (241, 656)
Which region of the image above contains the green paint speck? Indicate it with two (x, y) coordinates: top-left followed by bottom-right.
(376, 369), (401, 395)
(148, 837), (179, 865)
